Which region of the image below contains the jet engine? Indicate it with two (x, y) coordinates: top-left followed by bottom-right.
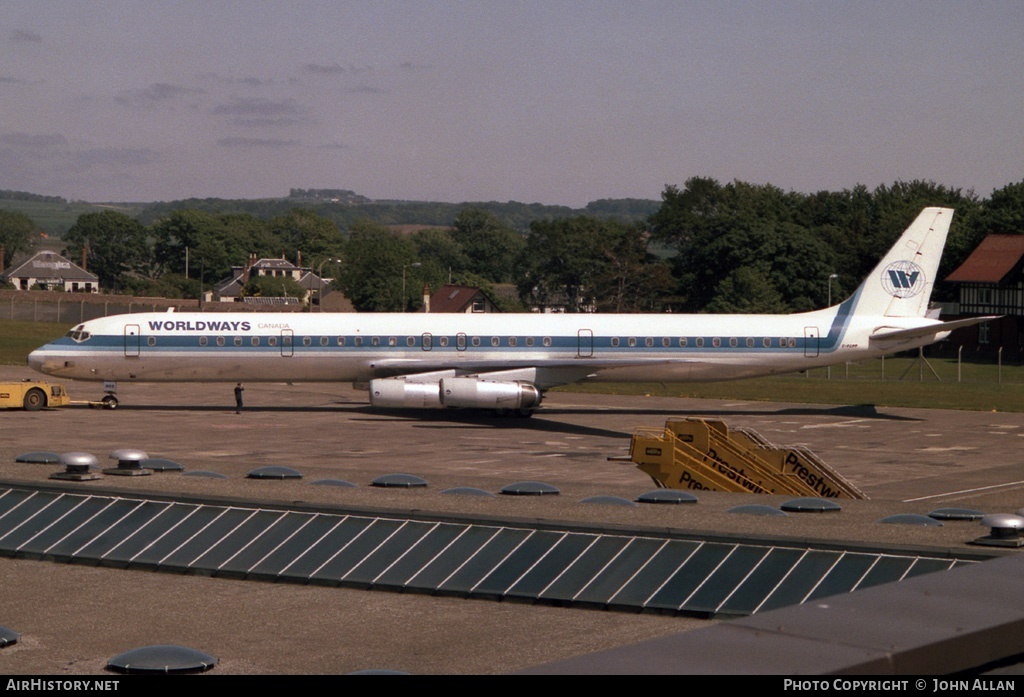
(369, 379), (443, 408)
(439, 377), (542, 410)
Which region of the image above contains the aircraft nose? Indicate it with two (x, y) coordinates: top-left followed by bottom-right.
(27, 348), (48, 374)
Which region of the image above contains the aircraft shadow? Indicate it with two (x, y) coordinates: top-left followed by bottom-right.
(65, 401), (918, 444)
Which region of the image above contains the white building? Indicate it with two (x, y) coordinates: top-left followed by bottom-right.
(2, 251), (99, 293)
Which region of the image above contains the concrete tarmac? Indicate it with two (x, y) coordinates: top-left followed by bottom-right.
(1, 366), (1023, 674)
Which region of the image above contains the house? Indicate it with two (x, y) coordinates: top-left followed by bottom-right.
(423, 284), (501, 313)
(1, 251), (99, 293)
(944, 234), (1024, 357)
(214, 254), (328, 305)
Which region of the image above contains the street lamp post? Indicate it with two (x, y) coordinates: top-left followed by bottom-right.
(401, 262), (422, 312)
(313, 258), (342, 312)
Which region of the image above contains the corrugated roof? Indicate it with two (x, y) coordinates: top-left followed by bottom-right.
(946, 235), (1024, 283)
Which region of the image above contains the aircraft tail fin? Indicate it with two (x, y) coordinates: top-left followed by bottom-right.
(850, 207), (954, 318)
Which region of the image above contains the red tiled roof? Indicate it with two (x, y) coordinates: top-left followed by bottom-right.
(430, 284), (483, 313)
(946, 235), (1024, 283)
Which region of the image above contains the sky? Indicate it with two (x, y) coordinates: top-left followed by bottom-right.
(1, 1), (1022, 207)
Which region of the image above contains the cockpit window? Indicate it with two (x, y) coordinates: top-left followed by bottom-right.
(66, 326), (91, 343)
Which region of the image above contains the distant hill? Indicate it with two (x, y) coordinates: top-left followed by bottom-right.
(0, 192), (146, 238)
(1, 189), (659, 236)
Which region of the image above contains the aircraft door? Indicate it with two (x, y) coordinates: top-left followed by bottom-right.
(124, 324), (141, 357)
(281, 329), (294, 357)
(577, 329), (593, 358)
(804, 327), (820, 358)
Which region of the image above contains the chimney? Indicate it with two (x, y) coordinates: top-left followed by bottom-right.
(422, 283), (431, 313)
(243, 253), (255, 283)
(297, 250), (302, 268)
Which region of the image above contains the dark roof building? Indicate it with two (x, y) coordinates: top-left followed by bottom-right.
(424, 284), (500, 313)
(214, 255), (327, 305)
(1, 251), (99, 293)
(944, 234), (1024, 357)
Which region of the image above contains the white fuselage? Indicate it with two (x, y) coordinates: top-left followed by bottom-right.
(27, 300), (943, 387)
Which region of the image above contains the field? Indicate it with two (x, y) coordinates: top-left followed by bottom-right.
(0, 200), (145, 238)
(0, 320), (67, 365)
(559, 361), (1024, 413)
(3, 318), (1021, 412)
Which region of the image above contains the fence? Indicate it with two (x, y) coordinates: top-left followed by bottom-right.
(0, 290), (306, 325)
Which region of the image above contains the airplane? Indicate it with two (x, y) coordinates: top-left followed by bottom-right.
(27, 207), (994, 415)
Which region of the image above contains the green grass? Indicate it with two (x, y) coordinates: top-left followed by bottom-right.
(0, 320), (67, 365)
(0, 200), (145, 238)
(559, 357), (1024, 412)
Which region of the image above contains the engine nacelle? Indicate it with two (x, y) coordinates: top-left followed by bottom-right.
(439, 377), (542, 410)
(369, 378), (443, 408)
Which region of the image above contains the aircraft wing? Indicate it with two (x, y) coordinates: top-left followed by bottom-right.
(870, 316), (1000, 345)
(367, 358), (656, 389)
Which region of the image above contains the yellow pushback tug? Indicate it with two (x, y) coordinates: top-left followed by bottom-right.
(625, 418), (867, 499)
(0, 380), (71, 411)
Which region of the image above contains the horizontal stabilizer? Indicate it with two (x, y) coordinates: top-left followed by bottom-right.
(870, 316), (1000, 344)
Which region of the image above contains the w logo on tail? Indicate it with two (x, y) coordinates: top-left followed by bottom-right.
(881, 261), (926, 298)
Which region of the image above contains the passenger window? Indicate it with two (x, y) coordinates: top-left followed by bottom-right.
(252, 337), (260, 347)
(337, 336), (346, 346)
(302, 337), (312, 347)
(611, 337), (620, 347)
(388, 337), (397, 346)
(440, 336), (449, 347)
(729, 338), (738, 348)
(491, 336), (499, 347)
(526, 337), (534, 347)
(712, 338), (721, 348)
(268, 337), (277, 347)
(471, 336), (481, 347)
(234, 337), (243, 347)
(662, 337), (670, 347)
(199, 337), (208, 347)
(407, 336), (415, 347)
(645, 337), (654, 347)
(542, 337), (552, 347)
(509, 337), (517, 347)
(628, 337), (637, 347)
(320, 337), (329, 346)
(695, 338), (704, 348)
(216, 337), (226, 347)
(679, 338), (687, 347)
(147, 337), (156, 347)
(354, 337), (363, 347)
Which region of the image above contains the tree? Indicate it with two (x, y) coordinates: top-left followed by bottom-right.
(451, 208), (525, 282)
(518, 217), (657, 312)
(268, 208), (345, 263)
(63, 211), (149, 290)
(152, 210), (274, 284)
(241, 274), (306, 301)
(334, 220), (417, 311)
(0, 209), (37, 260)
(704, 266), (787, 313)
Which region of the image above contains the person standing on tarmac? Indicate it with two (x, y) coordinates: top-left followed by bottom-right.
(234, 383), (244, 414)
